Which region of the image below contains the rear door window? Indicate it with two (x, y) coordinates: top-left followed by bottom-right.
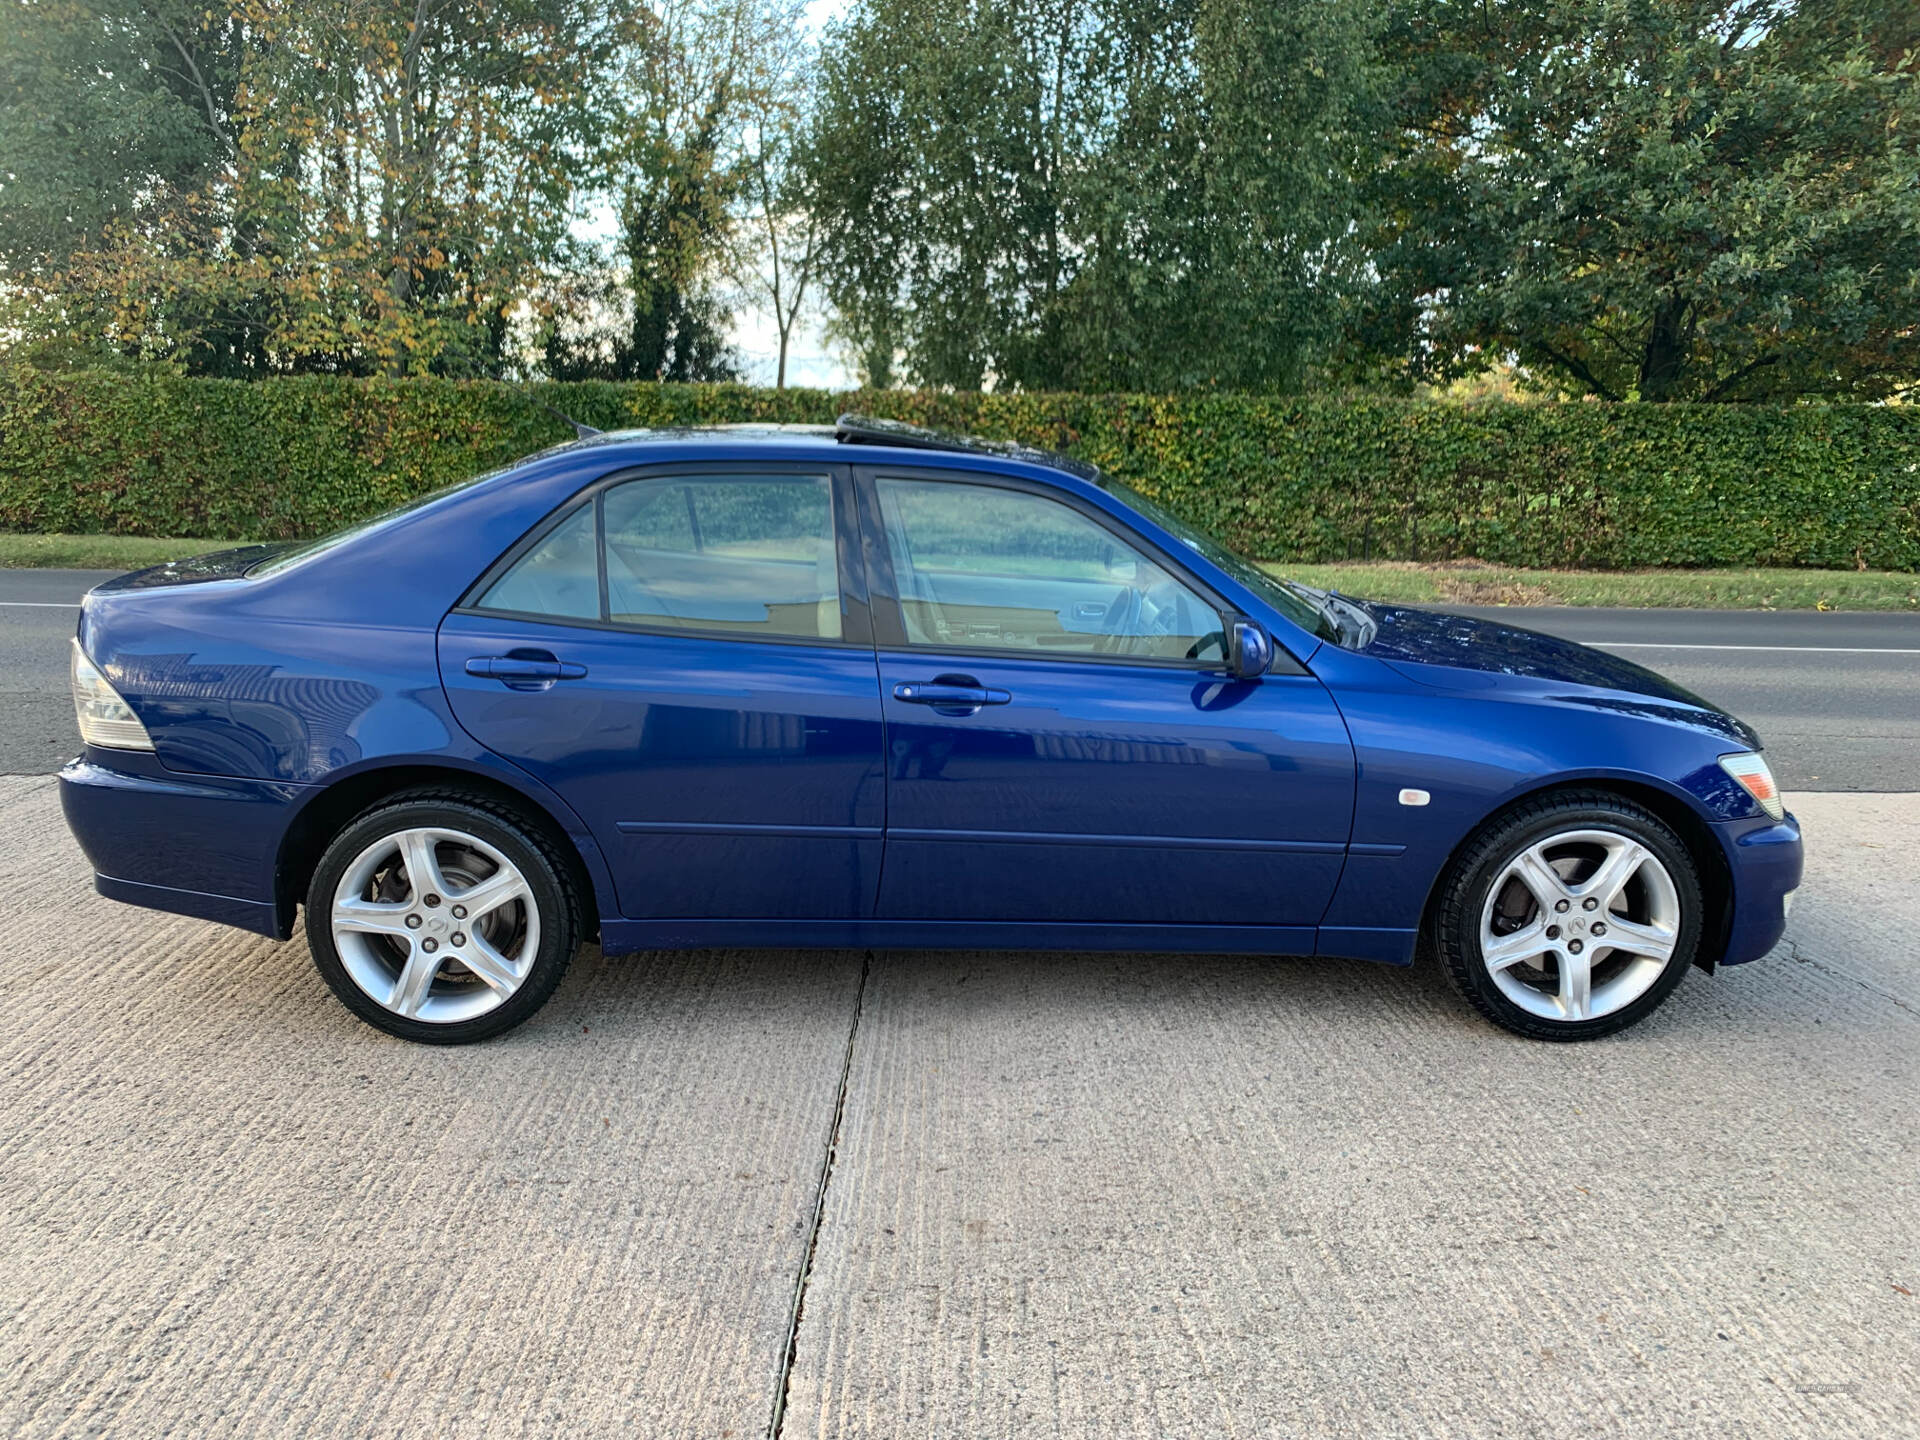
(476, 473), (843, 642)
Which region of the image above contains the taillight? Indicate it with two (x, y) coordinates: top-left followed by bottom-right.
(70, 640), (155, 751)
(1718, 751), (1783, 821)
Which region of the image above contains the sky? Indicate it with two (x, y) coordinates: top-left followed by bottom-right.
(730, 296), (852, 390)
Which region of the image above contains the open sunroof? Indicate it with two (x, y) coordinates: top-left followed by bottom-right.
(833, 413), (1103, 484)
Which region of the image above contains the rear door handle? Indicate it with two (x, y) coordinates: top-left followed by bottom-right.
(466, 654), (588, 690)
(892, 681), (1011, 707)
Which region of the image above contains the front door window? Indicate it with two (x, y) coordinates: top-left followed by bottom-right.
(874, 478), (1221, 662)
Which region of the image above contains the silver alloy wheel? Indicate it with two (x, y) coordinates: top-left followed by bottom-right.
(1478, 827), (1681, 1023)
(330, 826), (540, 1024)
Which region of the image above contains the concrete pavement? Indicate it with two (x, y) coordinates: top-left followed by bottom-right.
(791, 790), (1920, 1438)
(2, 776), (1916, 1438)
(0, 775), (861, 1439)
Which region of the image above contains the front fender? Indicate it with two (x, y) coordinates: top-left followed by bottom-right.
(1309, 648), (1773, 938)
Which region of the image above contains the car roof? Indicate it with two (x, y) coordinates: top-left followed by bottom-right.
(535, 414), (1105, 487)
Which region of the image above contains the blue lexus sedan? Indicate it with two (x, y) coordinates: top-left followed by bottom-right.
(61, 416), (1802, 1044)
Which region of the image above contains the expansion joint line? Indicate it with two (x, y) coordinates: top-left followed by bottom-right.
(767, 949), (872, 1439)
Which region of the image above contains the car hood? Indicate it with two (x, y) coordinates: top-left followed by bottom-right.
(92, 544), (294, 593)
(1350, 601), (1761, 748)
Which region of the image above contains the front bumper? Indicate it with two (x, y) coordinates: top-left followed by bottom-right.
(1716, 811), (1804, 966)
(59, 750), (303, 939)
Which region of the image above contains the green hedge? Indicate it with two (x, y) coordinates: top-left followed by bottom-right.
(3, 366), (1918, 568)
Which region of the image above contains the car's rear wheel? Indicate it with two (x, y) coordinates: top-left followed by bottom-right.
(305, 793), (579, 1044)
(1436, 792), (1703, 1041)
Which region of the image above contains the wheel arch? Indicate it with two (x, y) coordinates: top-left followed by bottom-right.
(1414, 775), (1733, 976)
(274, 759), (611, 943)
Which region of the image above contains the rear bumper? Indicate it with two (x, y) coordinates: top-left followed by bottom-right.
(1716, 812), (1803, 966)
(60, 751), (302, 939)
(92, 872), (280, 935)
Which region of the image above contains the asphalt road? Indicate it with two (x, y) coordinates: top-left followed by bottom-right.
(8, 569), (1918, 789)
(1, 569), (124, 778)
(2, 775), (1916, 1437)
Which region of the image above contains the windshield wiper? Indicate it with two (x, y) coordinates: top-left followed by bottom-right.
(1318, 591), (1377, 648)
(1280, 581), (1373, 648)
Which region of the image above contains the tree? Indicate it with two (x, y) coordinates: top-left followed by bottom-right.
(720, 23), (819, 388)
(803, 0), (1382, 392)
(534, 0), (806, 382)
(2, 0), (629, 376)
(0, 0), (233, 274)
(1365, 0), (1920, 401)
(619, 79), (742, 382)
(0, 0), (250, 368)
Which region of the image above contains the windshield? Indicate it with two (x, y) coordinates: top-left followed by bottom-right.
(248, 468), (508, 578)
(1106, 482), (1340, 643)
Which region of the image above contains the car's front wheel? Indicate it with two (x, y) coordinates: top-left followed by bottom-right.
(1436, 791), (1703, 1040)
(305, 792), (580, 1044)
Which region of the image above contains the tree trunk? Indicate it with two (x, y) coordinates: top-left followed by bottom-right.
(1638, 296), (1692, 401)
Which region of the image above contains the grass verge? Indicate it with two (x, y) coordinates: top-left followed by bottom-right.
(1265, 561), (1920, 611)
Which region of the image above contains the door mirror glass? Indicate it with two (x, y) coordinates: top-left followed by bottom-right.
(1228, 618), (1273, 679)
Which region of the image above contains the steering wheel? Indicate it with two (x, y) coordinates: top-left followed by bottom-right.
(1185, 629), (1228, 662)
(1136, 581), (1225, 662)
(1091, 584), (1143, 654)
(1138, 581), (1193, 637)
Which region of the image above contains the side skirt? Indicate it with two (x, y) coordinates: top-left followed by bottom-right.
(600, 919), (1420, 966)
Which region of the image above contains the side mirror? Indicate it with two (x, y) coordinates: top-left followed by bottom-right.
(1227, 617), (1272, 679)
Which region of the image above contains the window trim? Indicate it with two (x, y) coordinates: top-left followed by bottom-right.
(853, 464), (1306, 676)
(455, 461), (872, 650)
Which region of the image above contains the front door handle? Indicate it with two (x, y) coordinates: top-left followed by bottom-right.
(466, 653), (588, 690)
(892, 680), (1012, 710)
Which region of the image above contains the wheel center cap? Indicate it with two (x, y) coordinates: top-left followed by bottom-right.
(426, 915), (448, 935)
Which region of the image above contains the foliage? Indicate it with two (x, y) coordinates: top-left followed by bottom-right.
(1364, 0), (1920, 401)
(0, 0), (230, 276)
(8, 0), (1916, 400)
(802, 0), (1382, 392)
(4, 368), (1917, 571)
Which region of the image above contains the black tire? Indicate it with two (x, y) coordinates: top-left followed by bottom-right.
(305, 790), (580, 1044)
(1435, 790), (1703, 1041)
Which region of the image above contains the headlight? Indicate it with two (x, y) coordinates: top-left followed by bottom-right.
(1718, 751), (1783, 821)
(70, 640), (154, 751)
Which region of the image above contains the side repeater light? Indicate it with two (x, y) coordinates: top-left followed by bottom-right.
(1718, 752), (1784, 821)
